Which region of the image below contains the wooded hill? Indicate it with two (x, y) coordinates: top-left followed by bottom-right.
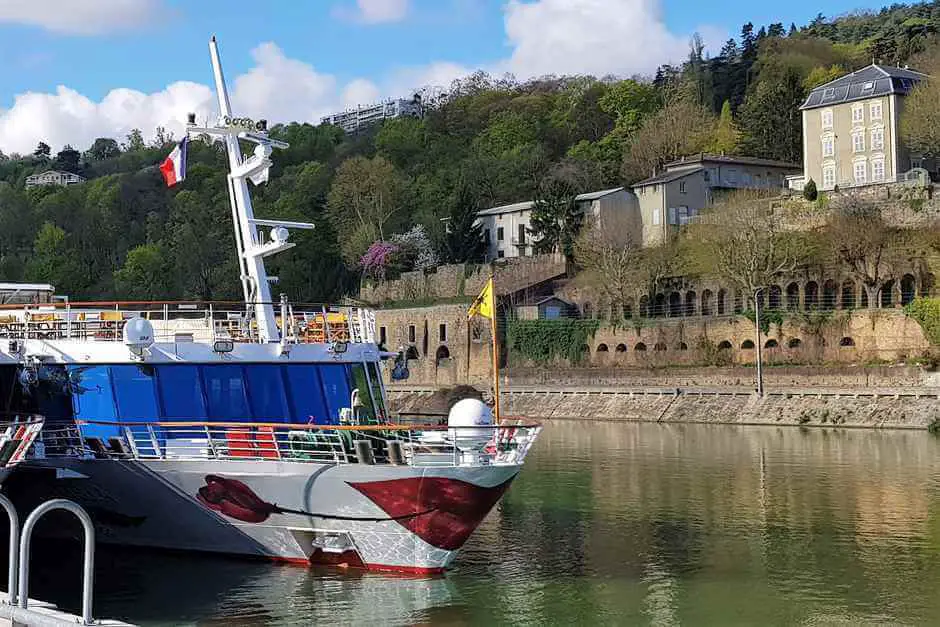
(2, 2), (940, 302)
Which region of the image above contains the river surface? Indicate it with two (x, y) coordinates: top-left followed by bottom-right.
(19, 421), (940, 625)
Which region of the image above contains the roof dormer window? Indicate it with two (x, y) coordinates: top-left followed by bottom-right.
(862, 81), (875, 91)
(822, 88), (835, 100)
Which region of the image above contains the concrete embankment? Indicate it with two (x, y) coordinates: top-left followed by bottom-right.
(389, 384), (940, 429)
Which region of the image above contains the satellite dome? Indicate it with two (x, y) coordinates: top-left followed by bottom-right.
(123, 317), (155, 355)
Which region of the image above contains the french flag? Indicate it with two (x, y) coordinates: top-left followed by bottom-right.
(159, 137), (188, 187)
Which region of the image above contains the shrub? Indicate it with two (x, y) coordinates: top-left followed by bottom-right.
(802, 178), (818, 201)
(905, 297), (940, 346)
(506, 319), (600, 365)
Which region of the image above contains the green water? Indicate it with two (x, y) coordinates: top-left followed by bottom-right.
(28, 421), (940, 625)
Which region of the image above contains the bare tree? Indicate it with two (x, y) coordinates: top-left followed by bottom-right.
(573, 218), (643, 314)
(621, 82), (717, 183)
(690, 190), (810, 307)
(826, 193), (917, 307)
(901, 46), (940, 158)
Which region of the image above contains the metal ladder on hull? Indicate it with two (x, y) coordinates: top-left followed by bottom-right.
(0, 495), (135, 626)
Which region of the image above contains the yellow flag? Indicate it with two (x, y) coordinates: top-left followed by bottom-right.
(468, 278), (495, 320)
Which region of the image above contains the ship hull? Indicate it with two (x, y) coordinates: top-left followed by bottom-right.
(3, 458), (519, 574)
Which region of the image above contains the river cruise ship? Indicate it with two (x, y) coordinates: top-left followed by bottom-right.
(0, 38), (540, 574)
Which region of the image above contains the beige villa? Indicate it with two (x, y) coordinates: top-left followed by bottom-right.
(799, 64), (929, 191)
(632, 153), (800, 247)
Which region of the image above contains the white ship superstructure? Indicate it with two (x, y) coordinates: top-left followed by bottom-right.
(0, 38), (540, 574)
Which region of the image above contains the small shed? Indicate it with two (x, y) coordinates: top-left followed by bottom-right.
(516, 296), (575, 320)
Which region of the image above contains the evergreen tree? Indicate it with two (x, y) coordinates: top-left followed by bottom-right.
(444, 182), (486, 264)
(739, 63), (806, 163)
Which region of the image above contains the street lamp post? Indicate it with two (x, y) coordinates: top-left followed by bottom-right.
(754, 287), (764, 397)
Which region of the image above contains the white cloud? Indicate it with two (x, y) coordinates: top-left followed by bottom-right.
(232, 43), (338, 124)
(0, 0), (722, 154)
(0, 43), (343, 154)
(502, 0), (689, 79)
(334, 0), (410, 24)
(0, 0), (164, 35)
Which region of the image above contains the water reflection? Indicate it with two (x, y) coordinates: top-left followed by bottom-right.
(17, 422), (940, 625)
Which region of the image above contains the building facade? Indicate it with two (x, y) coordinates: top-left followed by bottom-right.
(24, 170), (85, 189)
(475, 187), (641, 261)
(320, 98), (422, 134)
(800, 64), (929, 191)
(632, 154), (800, 246)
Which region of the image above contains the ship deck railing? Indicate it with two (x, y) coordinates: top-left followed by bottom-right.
(0, 300), (377, 345)
(33, 420), (542, 468)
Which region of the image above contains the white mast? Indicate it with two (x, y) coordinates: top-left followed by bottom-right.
(187, 36), (313, 343)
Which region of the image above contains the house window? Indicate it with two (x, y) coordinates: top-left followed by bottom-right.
(677, 206), (690, 225)
(667, 207), (678, 225)
(870, 101), (883, 121)
(679, 181), (686, 193)
(822, 135), (834, 157)
(862, 81), (875, 91)
(871, 128), (884, 151)
(822, 88), (835, 100)
(483, 228), (490, 245)
(726, 169), (737, 184)
(872, 158), (885, 182)
(439, 323), (447, 342)
(517, 223), (526, 244)
(408, 325), (416, 343)
(703, 170), (711, 182)
(852, 104), (864, 124)
(823, 165), (836, 188)
(853, 161), (867, 185)
(379, 326), (387, 346)
(652, 208), (662, 225)
(821, 109), (833, 129)
(912, 156), (924, 169)
(852, 132), (865, 153)
(497, 250), (505, 258)
(496, 227), (504, 241)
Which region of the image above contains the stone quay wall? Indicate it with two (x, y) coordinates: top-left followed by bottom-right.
(389, 385), (940, 430)
(359, 254), (566, 304)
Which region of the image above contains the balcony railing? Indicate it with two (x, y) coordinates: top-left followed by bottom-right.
(36, 420), (542, 469)
(0, 301), (377, 345)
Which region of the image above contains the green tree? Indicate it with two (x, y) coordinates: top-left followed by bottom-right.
(529, 166), (585, 260)
(25, 222), (82, 289)
(711, 100), (740, 154)
(443, 180), (486, 264)
(33, 142), (51, 159)
(739, 63), (805, 163)
(114, 244), (172, 299)
(124, 129), (146, 152)
(326, 156), (407, 264)
(85, 138), (120, 162)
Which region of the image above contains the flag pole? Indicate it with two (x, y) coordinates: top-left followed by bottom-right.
(491, 275), (501, 423)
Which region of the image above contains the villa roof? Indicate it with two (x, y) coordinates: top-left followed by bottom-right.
(801, 64), (927, 110)
(477, 187), (626, 216)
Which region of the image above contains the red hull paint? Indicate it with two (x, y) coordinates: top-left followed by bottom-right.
(270, 552), (444, 576)
(348, 476), (514, 551)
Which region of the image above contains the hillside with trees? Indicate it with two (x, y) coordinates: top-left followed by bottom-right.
(2, 2), (940, 302)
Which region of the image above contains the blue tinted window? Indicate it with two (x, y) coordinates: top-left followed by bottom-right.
(69, 365), (118, 439)
(203, 365), (250, 421)
(285, 365), (329, 425)
(156, 365), (206, 420)
(110, 365), (159, 422)
(244, 365), (288, 423)
(319, 365), (352, 425)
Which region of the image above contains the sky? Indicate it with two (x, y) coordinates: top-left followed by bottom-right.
(0, 0), (886, 155)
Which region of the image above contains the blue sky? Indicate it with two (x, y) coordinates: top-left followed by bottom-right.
(0, 0), (885, 153)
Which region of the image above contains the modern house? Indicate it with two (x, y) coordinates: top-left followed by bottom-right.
(632, 153), (800, 246)
(320, 98), (422, 134)
(24, 170), (85, 189)
(475, 187), (641, 261)
(799, 64), (929, 191)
